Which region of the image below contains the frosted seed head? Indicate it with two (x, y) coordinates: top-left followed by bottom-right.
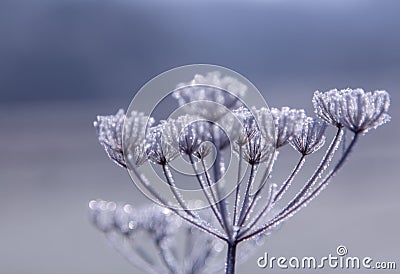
(94, 109), (155, 168)
(270, 107), (306, 148)
(145, 124), (179, 165)
(172, 71), (248, 121)
(94, 109), (126, 168)
(313, 88), (391, 133)
(290, 117), (327, 155)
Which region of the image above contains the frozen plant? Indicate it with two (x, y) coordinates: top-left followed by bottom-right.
(93, 72), (391, 274)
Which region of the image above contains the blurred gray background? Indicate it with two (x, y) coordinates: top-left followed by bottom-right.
(0, 0), (399, 273)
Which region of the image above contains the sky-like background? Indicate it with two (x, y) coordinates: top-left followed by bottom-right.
(1, 0), (399, 273)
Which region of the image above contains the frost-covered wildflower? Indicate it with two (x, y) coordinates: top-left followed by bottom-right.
(313, 88), (391, 133)
(233, 107), (259, 146)
(252, 107), (275, 144)
(146, 125), (179, 165)
(93, 81), (392, 274)
(94, 109), (126, 167)
(242, 131), (274, 165)
(94, 109), (154, 168)
(290, 117), (327, 155)
(179, 121), (213, 158)
(271, 107), (306, 148)
(173, 71), (248, 121)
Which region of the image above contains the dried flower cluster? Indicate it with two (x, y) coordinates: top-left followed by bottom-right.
(93, 71), (391, 274)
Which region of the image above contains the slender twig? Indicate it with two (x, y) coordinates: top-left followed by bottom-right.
(237, 163), (258, 227)
(188, 154), (226, 232)
(237, 154), (275, 228)
(272, 155), (306, 204)
(233, 146), (243, 226)
(212, 150), (232, 238)
(155, 239), (178, 274)
(162, 163), (196, 218)
(239, 183), (276, 236)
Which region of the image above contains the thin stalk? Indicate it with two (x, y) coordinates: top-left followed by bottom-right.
(189, 154), (226, 232)
(155, 239), (178, 274)
(239, 183), (276, 236)
(233, 146), (243, 226)
(237, 163), (258, 226)
(213, 150), (232, 237)
(225, 242), (238, 274)
(162, 164), (196, 218)
(272, 155), (306, 204)
(238, 155), (276, 228)
(239, 133), (358, 242)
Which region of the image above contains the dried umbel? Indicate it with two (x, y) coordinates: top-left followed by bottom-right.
(290, 117), (327, 156)
(93, 69), (391, 274)
(94, 109), (126, 168)
(313, 88), (390, 133)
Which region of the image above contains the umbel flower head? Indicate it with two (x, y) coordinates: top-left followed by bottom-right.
(173, 71), (248, 121)
(290, 117), (327, 155)
(313, 88), (391, 134)
(270, 107), (306, 148)
(94, 109), (155, 168)
(94, 109), (126, 167)
(145, 124), (179, 165)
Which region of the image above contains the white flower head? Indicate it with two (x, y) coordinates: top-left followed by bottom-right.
(94, 109), (126, 168)
(290, 117), (327, 155)
(124, 110), (155, 167)
(271, 107), (306, 148)
(94, 109), (155, 168)
(313, 88), (391, 134)
(242, 131), (275, 165)
(233, 107), (259, 146)
(173, 71), (248, 121)
(252, 107), (275, 145)
(146, 124), (179, 165)
(178, 120), (213, 158)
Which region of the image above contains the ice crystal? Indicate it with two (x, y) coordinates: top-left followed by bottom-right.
(313, 88), (391, 133)
(290, 117), (327, 155)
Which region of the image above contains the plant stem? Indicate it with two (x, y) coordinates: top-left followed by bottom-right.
(225, 242), (237, 274)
